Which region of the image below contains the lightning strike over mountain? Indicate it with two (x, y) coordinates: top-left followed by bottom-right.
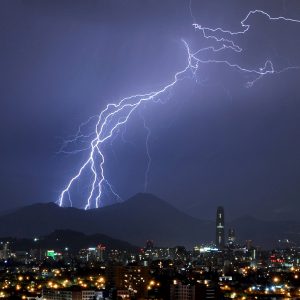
(57, 10), (300, 209)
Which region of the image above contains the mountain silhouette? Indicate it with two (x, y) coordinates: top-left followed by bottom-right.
(0, 193), (299, 248)
(0, 194), (213, 248)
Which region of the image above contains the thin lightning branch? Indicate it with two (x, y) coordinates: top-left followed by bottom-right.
(57, 10), (300, 209)
(189, 0), (196, 25)
(57, 115), (98, 155)
(193, 10), (300, 53)
(195, 10), (300, 36)
(104, 180), (122, 203)
(139, 112), (152, 192)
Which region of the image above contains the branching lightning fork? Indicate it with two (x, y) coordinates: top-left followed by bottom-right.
(57, 10), (300, 209)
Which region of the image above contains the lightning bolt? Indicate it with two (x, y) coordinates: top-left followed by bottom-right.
(57, 9), (300, 209)
(139, 111), (152, 192)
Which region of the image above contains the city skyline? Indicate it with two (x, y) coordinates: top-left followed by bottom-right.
(0, 203), (299, 299)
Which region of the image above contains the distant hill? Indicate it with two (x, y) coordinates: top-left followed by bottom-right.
(228, 215), (300, 248)
(5, 229), (137, 253)
(0, 193), (300, 248)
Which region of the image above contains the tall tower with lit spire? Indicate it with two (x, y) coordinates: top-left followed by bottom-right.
(216, 206), (225, 249)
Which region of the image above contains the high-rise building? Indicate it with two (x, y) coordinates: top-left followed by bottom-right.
(216, 206), (225, 249)
(145, 240), (154, 250)
(97, 244), (106, 262)
(0, 242), (10, 260)
(170, 280), (195, 300)
(106, 265), (150, 298)
(42, 288), (96, 300)
(228, 228), (236, 245)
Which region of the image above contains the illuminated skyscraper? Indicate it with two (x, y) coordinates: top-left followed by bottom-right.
(228, 228), (236, 245)
(216, 206), (225, 249)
